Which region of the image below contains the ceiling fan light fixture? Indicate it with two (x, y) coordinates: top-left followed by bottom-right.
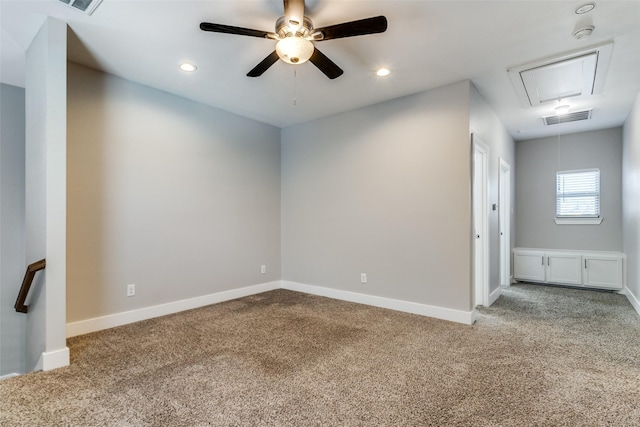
(276, 36), (314, 64)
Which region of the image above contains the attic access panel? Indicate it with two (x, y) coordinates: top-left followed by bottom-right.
(508, 42), (613, 108)
(522, 53), (596, 104)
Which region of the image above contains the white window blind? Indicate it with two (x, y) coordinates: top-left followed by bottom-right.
(556, 169), (600, 218)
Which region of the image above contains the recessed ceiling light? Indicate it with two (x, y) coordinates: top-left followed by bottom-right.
(575, 3), (596, 14)
(376, 67), (390, 77)
(179, 62), (197, 72)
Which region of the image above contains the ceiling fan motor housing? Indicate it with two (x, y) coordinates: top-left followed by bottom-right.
(276, 16), (314, 38)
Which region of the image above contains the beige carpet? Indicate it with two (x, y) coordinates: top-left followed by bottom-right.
(1, 284), (639, 426)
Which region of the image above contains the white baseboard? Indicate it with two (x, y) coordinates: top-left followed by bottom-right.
(625, 286), (640, 317)
(281, 281), (475, 325)
(67, 280), (480, 338)
(66, 281), (281, 338)
(0, 373), (20, 381)
(489, 286), (502, 306)
(35, 347), (70, 372)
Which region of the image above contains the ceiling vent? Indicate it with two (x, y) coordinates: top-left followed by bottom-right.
(543, 110), (592, 126)
(508, 42), (613, 108)
(58, 0), (103, 15)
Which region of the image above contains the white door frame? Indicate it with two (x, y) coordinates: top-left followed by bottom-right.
(472, 134), (490, 307)
(499, 158), (511, 287)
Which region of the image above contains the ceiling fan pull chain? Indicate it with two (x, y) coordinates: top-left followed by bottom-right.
(293, 69), (297, 107)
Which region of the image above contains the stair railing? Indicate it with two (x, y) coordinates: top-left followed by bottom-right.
(14, 259), (46, 313)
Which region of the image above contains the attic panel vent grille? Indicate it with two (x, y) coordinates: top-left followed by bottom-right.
(544, 110), (592, 126)
(58, 0), (102, 15)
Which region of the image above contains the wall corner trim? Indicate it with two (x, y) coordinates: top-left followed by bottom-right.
(624, 286), (640, 317)
(66, 281), (282, 338)
(489, 286), (502, 306)
(36, 347), (70, 372)
(470, 309), (479, 324)
(281, 281), (476, 325)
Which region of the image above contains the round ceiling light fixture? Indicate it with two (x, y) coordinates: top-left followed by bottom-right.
(575, 3), (596, 14)
(276, 36), (314, 64)
(179, 62), (197, 72)
(376, 67), (390, 77)
(572, 25), (595, 40)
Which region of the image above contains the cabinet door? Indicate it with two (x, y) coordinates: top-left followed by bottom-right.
(584, 256), (623, 290)
(546, 252), (582, 286)
(514, 251), (545, 282)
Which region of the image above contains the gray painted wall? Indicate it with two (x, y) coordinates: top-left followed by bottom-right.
(515, 128), (623, 251)
(281, 81), (473, 312)
(66, 63), (281, 323)
(623, 92), (640, 303)
(469, 84), (516, 294)
(0, 83), (26, 376)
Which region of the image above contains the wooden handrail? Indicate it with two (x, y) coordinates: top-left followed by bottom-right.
(14, 259), (46, 313)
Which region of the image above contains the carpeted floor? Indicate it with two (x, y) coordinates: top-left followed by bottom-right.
(1, 284), (639, 426)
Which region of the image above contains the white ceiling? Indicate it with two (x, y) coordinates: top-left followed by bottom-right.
(1, 0), (639, 140)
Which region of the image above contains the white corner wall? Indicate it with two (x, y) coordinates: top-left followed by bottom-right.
(25, 18), (69, 371)
(281, 81), (474, 316)
(66, 63), (281, 329)
(623, 91), (640, 315)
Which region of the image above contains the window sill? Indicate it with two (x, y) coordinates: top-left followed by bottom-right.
(554, 217), (603, 225)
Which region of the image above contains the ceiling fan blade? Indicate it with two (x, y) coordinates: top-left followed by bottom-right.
(309, 48), (344, 79)
(247, 51), (281, 77)
(200, 22), (272, 39)
(284, 0), (305, 31)
(314, 16), (388, 41)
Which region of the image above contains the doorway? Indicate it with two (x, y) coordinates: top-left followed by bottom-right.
(472, 135), (489, 307)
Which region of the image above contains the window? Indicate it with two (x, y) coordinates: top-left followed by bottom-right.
(556, 169), (600, 219)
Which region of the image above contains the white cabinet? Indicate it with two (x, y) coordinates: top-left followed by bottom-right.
(583, 255), (624, 290)
(513, 248), (624, 291)
(546, 252), (583, 286)
(513, 250), (545, 282)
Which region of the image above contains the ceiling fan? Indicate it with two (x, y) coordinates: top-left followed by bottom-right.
(200, 0), (388, 79)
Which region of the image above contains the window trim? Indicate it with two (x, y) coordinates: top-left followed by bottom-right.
(554, 217), (603, 225)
